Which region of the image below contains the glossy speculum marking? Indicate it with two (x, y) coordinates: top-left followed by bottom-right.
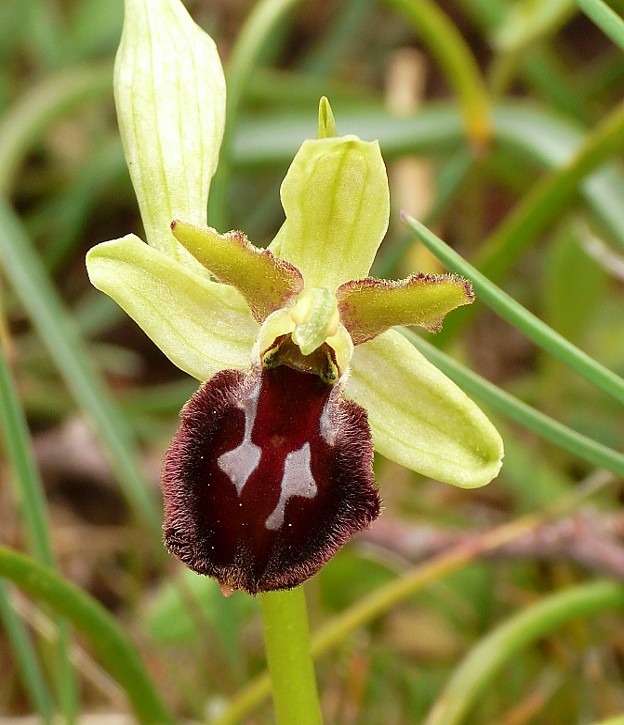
(162, 363), (380, 595)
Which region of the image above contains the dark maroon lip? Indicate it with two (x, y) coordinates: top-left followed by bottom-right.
(162, 364), (380, 595)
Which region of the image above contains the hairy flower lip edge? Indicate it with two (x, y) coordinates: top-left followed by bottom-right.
(161, 363), (381, 594)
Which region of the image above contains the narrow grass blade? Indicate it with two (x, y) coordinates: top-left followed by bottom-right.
(424, 581), (624, 725)
(576, 0), (624, 50)
(404, 330), (624, 478)
(477, 99), (624, 280)
(213, 503), (601, 724)
(210, 0), (305, 230)
(0, 547), (174, 725)
(382, 0), (491, 146)
(0, 64), (111, 196)
(402, 214), (624, 406)
(0, 199), (161, 536)
(0, 337), (78, 719)
(0, 581), (53, 722)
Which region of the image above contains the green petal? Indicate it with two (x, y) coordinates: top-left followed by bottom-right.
(115, 0), (225, 265)
(269, 135), (390, 290)
(346, 330), (503, 488)
(337, 273), (474, 345)
(170, 220), (303, 322)
(86, 235), (258, 380)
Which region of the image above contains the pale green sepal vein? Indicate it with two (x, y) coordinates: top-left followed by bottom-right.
(270, 135), (390, 290)
(171, 219), (303, 322)
(86, 235), (258, 381)
(115, 0), (225, 265)
(347, 329), (504, 488)
(337, 273), (474, 344)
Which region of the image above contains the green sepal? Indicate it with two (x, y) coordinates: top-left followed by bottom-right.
(86, 235), (258, 381)
(115, 0), (225, 265)
(269, 134), (390, 290)
(337, 273), (474, 345)
(346, 329), (504, 488)
(171, 220), (303, 322)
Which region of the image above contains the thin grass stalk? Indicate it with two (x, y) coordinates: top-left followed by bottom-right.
(0, 64), (111, 196)
(382, 0), (491, 146)
(0, 334), (78, 720)
(401, 214), (624, 406)
(575, 0), (624, 49)
(0, 581), (53, 722)
(405, 331), (624, 477)
(0, 199), (161, 536)
(477, 98), (624, 281)
(0, 547), (174, 725)
(424, 581), (624, 725)
(212, 501), (594, 725)
(209, 0), (305, 231)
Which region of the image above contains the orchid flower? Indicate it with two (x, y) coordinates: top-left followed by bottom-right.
(86, 0), (503, 596)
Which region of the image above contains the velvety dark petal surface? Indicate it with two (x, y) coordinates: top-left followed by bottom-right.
(162, 365), (380, 595)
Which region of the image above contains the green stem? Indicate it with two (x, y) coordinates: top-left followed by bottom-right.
(575, 0), (624, 49)
(0, 547), (174, 725)
(0, 341), (56, 566)
(401, 213), (624, 406)
(423, 581), (624, 725)
(213, 509), (570, 724)
(382, 0), (491, 146)
(214, 477), (609, 725)
(487, 0), (576, 96)
(259, 587), (323, 725)
(0, 581), (53, 722)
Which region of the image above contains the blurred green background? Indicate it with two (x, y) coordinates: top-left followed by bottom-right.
(1, 0), (624, 723)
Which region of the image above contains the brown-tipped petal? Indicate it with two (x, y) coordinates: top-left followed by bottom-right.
(171, 220), (303, 322)
(337, 274), (474, 345)
(162, 365), (380, 595)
